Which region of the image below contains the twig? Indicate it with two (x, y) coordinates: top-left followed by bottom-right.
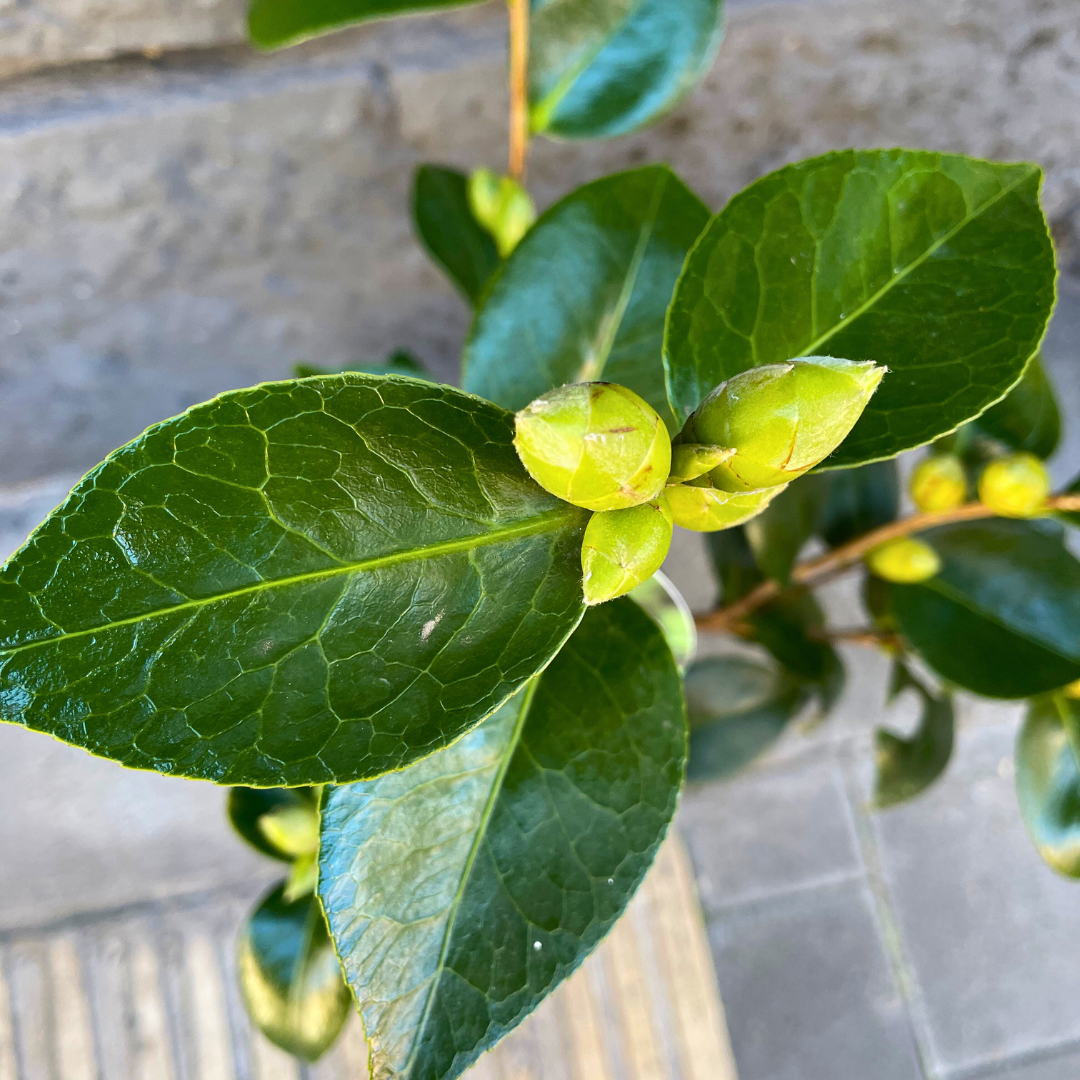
(696, 494), (1080, 633)
(507, 0), (530, 182)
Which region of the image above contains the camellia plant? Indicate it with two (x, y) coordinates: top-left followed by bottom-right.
(3, 0), (1080, 1072)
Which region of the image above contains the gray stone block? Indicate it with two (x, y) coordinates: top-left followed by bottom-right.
(983, 1048), (1080, 1080)
(709, 879), (922, 1080)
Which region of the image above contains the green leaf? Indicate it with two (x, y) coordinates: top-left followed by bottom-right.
(664, 149), (1056, 465)
(887, 519), (1080, 699)
(293, 348), (430, 381)
(743, 474), (829, 585)
(1016, 694), (1080, 877)
(970, 353), (1060, 460)
(247, 0), (482, 49)
(229, 787), (322, 862)
(318, 599), (685, 1080)
(529, 0), (725, 139)
(0, 375), (589, 785)
(873, 661), (953, 809)
(627, 569), (697, 671)
(705, 525), (763, 605)
(413, 166), (501, 307)
(1059, 471), (1080, 530)
(684, 655), (806, 780)
(819, 459), (899, 548)
(463, 166), (710, 432)
(238, 883), (353, 1062)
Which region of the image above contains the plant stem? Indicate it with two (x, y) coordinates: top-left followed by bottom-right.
(696, 494), (1080, 633)
(507, 0), (530, 182)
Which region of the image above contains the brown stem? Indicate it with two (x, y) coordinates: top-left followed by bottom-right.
(696, 495), (1080, 633)
(507, 0), (530, 182)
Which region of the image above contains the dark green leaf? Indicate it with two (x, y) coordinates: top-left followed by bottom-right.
(238, 883), (353, 1061)
(873, 661), (953, 809)
(319, 599), (685, 1080)
(705, 525), (763, 605)
(743, 474), (829, 585)
(1016, 694), (1080, 877)
(627, 569), (696, 670)
(0, 375), (589, 785)
(970, 353), (1060, 460)
(664, 150), (1056, 465)
(819, 459), (899, 548)
(248, 0), (482, 49)
(413, 166), (501, 307)
(684, 655), (806, 780)
(229, 787), (321, 862)
(463, 166), (709, 432)
(529, 0), (725, 139)
(1055, 471), (1080, 530)
(887, 519), (1080, 698)
(293, 348), (430, 381)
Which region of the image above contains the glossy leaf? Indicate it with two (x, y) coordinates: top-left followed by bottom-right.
(463, 166), (710, 432)
(664, 149), (1056, 465)
(684, 655), (806, 780)
(743, 474), (829, 585)
(0, 376), (589, 785)
(819, 459), (899, 548)
(873, 661), (954, 809)
(887, 519), (1080, 698)
(318, 599), (685, 1080)
(1016, 694), (1080, 877)
(413, 166), (501, 307)
(970, 353), (1060, 460)
(294, 349), (430, 381)
(628, 569), (697, 671)
(705, 525), (763, 605)
(238, 883), (353, 1062)
(529, 0), (725, 139)
(248, 0), (481, 49)
(229, 787), (321, 863)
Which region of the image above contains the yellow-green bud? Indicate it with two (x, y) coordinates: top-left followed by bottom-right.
(257, 804), (320, 859)
(665, 479), (787, 532)
(978, 453), (1050, 518)
(668, 443), (734, 483)
(468, 167), (537, 257)
(514, 383), (671, 511)
(1065, 678), (1080, 701)
(581, 497), (674, 605)
(686, 357), (886, 491)
(283, 852), (319, 902)
(865, 537), (941, 583)
(910, 454), (967, 512)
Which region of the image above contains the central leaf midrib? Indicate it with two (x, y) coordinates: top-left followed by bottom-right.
(1, 508), (577, 659)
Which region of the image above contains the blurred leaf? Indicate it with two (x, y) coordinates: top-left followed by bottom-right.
(887, 519), (1080, 698)
(529, 0), (725, 139)
(238, 884), (353, 1062)
(664, 150), (1056, 466)
(873, 661), (954, 808)
(464, 166), (709, 432)
(293, 348), (430, 380)
(971, 354), (1060, 460)
(628, 569), (697, 670)
(684, 654), (807, 780)
(820, 459), (900, 548)
(413, 166), (501, 306)
(229, 787), (322, 863)
(318, 600), (685, 1080)
(1016, 694), (1080, 878)
(1057, 471), (1080, 530)
(705, 525), (763, 605)
(744, 474), (829, 585)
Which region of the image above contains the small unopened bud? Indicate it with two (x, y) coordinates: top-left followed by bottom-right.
(668, 443), (734, 483)
(865, 537), (941, 583)
(910, 454), (967, 512)
(686, 357), (886, 491)
(468, 168), (536, 257)
(514, 383), (671, 511)
(1065, 678), (1080, 701)
(978, 453), (1050, 518)
(581, 497), (673, 605)
(665, 478), (787, 532)
(257, 804), (319, 859)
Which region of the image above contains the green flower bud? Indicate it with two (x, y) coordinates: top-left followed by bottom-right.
(865, 537), (941, 583)
(468, 168), (537, 257)
(514, 383), (671, 511)
(668, 443), (734, 483)
(978, 453), (1050, 518)
(258, 804), (320, 859)
(910, 453), (967, 513)
(686, 357), (886, 491)
(665, 478), (787, 532)
(581, 497), (674, 605)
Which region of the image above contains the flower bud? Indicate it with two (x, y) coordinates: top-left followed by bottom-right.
(514, 383), (671, 511)
(258, 804), (320, 859)
(910, 454), (967, 512)
(865, 537), (941, 583)
(665, 478), (787, 532)
(686, 357), (886, 491)
(978, 453), (1050, 518)
(468, 168), (537, 257)
(668, 443), (734, 483)
(1065, 678), (1080, 701)
(581, 497), (673, 605)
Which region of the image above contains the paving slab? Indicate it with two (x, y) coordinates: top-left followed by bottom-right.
(977, 1046), (1080, 1080)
